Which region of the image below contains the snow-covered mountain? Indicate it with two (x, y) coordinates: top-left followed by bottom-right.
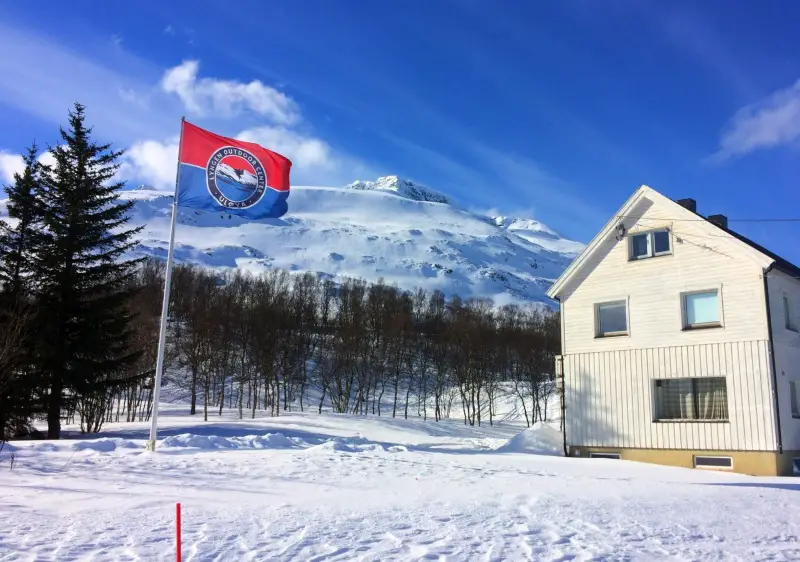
(217, 163), (258, 187)
(346, 176), (450, 204)
(0, 176), (583, 306)
(492, 216), (585, 257)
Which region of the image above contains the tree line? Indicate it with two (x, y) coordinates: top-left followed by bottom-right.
(163, 265), (559, 428)
(0, 104), (560, 441)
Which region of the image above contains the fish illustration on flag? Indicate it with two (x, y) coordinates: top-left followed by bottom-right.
(176, 121), (292, 218)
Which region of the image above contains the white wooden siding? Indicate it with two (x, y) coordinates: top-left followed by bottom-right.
(766, 269), (800, 450)
(563, 340), (778, 451)
(560, 193), (771, 355)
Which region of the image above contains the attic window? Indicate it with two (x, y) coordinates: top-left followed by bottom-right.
(630, 229), (671, 260)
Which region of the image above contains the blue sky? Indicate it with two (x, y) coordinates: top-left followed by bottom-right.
(1, 0), (799, 261)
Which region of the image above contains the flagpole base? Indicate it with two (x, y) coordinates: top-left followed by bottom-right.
(146, 439), (157, 452)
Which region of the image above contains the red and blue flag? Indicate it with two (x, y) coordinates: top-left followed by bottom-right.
(176, 121), (292, 219)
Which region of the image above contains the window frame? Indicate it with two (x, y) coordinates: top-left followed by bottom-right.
(653, 376), (729, 422)
(681, 288), (723, 330)
(784, 295), (798, 333)
(589, 452), (621, 460)
(628, 228), (672, 261)
(693, 455), (733, 470)
(790, 381), (799, 419)
(594, 299), (629, 338)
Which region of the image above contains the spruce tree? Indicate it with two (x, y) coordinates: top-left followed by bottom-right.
(33, 103), (143, 438)
(0, 143), (41, 299)
(0, 144), (42, 439)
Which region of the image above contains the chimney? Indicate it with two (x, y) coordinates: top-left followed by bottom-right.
(708, 214), (728, 229)
(676, 198), (697, 213)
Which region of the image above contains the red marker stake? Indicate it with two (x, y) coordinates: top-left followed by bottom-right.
(176, 503), (182, 562)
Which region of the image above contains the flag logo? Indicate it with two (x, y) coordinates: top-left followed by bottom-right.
(206, 147), (267, 209)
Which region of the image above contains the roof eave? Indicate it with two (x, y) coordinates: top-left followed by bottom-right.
(546, 185), (654, 299)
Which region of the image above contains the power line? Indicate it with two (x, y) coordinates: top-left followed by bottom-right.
(618, 215), (800, 223)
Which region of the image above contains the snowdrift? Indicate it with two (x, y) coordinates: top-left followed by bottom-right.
(496, 422), (563, 456)
(159, 431), (404, 454)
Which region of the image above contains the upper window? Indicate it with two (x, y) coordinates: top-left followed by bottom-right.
(596, 300), (628, 337)
(784, 295), (798, 332)
(790, 381), (799, 419)
(654, 377), (729, 421)
(629, 229), (671, 260)
(682, 290), (721, 329)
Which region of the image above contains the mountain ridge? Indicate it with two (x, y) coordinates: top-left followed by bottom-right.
(0, 176), (583, 306)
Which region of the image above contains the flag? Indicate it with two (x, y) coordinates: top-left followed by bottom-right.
(176, 121), (292, 219)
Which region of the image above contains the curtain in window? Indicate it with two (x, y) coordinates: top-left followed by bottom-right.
(695, 378), (728, 420)
(658, 379), (694, 419)
(656, 378), (728, 420)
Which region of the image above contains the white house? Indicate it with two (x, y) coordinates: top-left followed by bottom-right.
(547, 185), (800, 476)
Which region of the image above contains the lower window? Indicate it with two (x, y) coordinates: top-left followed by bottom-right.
(654, 377), (728, 421)
(694, 456), (733, 470)
(589, 453), (621, 460)
(793, 458), (800, 476)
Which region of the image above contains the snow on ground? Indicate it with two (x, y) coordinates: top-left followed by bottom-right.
(2, 404), (800, 561)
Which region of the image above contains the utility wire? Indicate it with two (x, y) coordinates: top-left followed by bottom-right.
(617, 215), (800, 223)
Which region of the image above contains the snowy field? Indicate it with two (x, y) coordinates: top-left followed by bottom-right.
(2, 404), (800, 561)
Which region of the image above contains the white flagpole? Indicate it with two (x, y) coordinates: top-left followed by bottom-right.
(147, 117), (185, 452)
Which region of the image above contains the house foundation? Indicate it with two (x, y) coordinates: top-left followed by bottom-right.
(569, 446), (800, 476)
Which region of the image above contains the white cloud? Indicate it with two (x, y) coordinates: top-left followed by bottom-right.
(237, 126), (335, 171)
(0, 43), (371, 190)
(119, 138), (180, 189)
(712, 78), (800, 161)
(0, 151), (24, 184)
(238, 126), (377, 185)
(38, 151), (57, 169)
(162, 61), (299, 124)
(119, 125), (374, 189)
(0, 150), (57, 187)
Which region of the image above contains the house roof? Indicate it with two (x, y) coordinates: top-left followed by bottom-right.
(710, 221), (800, 279)
(546, 184), (800, 299)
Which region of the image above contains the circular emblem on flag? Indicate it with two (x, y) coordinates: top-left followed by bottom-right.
(206, 147), (267, 209)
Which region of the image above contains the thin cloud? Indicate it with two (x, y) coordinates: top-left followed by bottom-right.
(463, 140), (607, 228)
(710, 78), (800, 162)
(0, 23), (175, 143)
(660, 9), (756, 100)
